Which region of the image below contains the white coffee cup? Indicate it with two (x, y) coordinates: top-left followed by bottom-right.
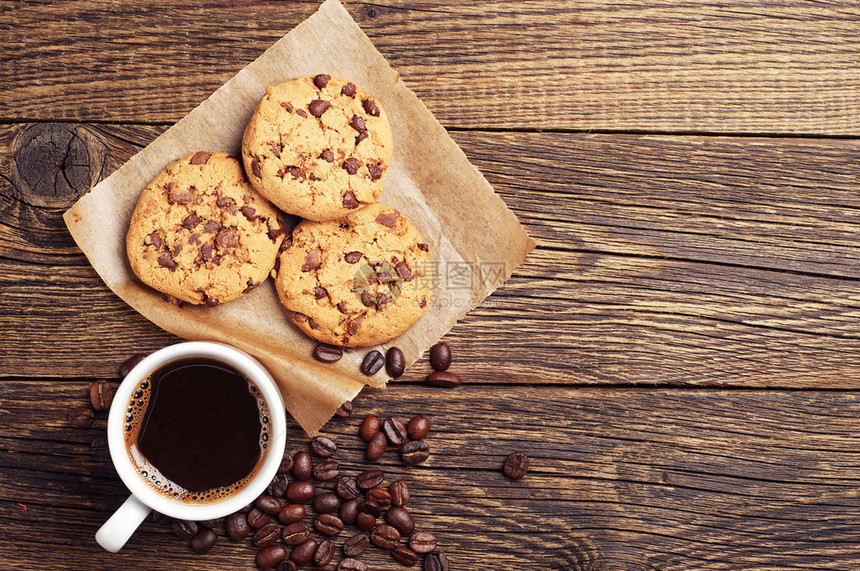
(95, 341), (286, 553)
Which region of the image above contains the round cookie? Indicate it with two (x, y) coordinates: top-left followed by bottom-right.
(126, 151), (287, 306)
(242, 75), (394, 222)
(274, 203), (431, 347)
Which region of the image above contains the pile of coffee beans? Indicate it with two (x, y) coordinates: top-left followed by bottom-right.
(358, 414), (430, 466)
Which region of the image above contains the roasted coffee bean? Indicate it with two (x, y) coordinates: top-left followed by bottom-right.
(356, 468), (384, 490)
(190, 528), (217, 554)
(386, 506), (415, 535)
(292, 451), (313, 480)
(401, 440), (430, 465)
(278, 450), (294, 474)
(409, 531), (437, 554)
(383, 417), (408, 446)
(276, 559), (298, 571)
(254, 522), (282, 547)
(247, 508), (273, 529)
(119, 353), (146, 377)
(256, 545), (287, 569)
(312, 491), (342, 514)
(424, 550), (450, 571)
(90, 434), (109, 457)
(282, 522), (311, 545)
(357, 498), (381, 518)
(335, 400), (353, 418)
(255, 494), (282, 515)
(89, 379), (113, 411)
(313, 460), (340, 481)
(339, 558), (368, 571)
(429, 342), (452, 371)
(314, 538), (336, 566)
(504, 451), (530, 480)
(314, 513), (344, 536)
(360, 350), (385, 375)
(198, 518), (221, 529)
(313, 343), (343, 363)
(290, 538), (318, 565)
(425, 371), (461, 388)
(267, 472), (289, 498)
(371, 524), (401, 550)
(393, 546), (420, 566)
(226, 513), (250, 541)
(407, 415), (430, 440)
(340, 498), (360, 525)
(343, 532), (371, 557)
(171, 519), (198, 540)
(311, 436), (337, 458)
(278, 503), (306, 525)
(336, 476), (361, 500)
(286, 480), (316, 503)
(359, 414), (382, 442)
(239, 503), (254, 513)
(366, 431), (387, 460)
(366, 487), (391, 508)
(356, 511), (376, 530)
(385, 346), (405, 377)
(389, 480), (410, 507)
(67, 406), (94, 428)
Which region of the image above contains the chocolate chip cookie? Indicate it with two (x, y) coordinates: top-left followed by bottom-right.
(274, 203), (431, 347)
(126, 151), (287, 305)
(242, 75), (394, 222)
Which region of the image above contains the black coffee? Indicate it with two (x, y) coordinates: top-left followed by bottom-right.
(124, 358), (270, 502)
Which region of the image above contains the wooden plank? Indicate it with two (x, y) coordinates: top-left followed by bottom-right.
(2, 1), (860, 134)
(2, 381), (860, 569)
(4, 125), (860, 386)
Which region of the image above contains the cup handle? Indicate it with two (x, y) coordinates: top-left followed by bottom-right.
(95, 494), (152, 552)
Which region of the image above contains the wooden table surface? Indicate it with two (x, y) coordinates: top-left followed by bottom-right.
(3, 1), (860, 569)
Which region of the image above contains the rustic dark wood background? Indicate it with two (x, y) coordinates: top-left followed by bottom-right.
(3, 1), (860, 569)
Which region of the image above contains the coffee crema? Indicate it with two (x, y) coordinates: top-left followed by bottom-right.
(123, 358), (271, 503)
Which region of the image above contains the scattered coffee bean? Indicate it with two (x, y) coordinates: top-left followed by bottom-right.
(282, 522), (311, 545)
(407, 415), (430, 440)
(389, 480), (410, 507)
(278, 503), (306, 525)
(276, 558), (298, 571)
(356, 511), (376, 530)
(190, 528), (217, 554)
(89, 379), (113, 411)
(336, 476), (361, 500)
(267, 472), (289, 498)
(255, 494), (282, 515)
(311, 436), (337, 458)
(357, 498), (381, 518)
(425, 371), (461, 388)
(401, 440), (430, 465)
(409, 531), (437, 554)
(366, 431), (387, 460)
(386, 506), (415, 535)
(247, 508), (273, 529)
(371, 524), (401, 550)
(313, 343), (343, 363)
(429, 342), (452, 371)
(393, 545), (420, 566)
(226, 513), (250, 541)
(286, 480), (316, 503)
(314, 538), (336, 566)
(385, 346), (405, 377)
(343, 532), (371, 557)
(67, 406), (94, 428)
(118, 353), (146, 377)
(504, 451), (530, 480)
(358, 414), (381, 442)
(256, 545), (287, 569)
(314, 513), (344, 536)
(356, 469), (384, 490)
(292, 451), (313, 480)
(335, 400), (353, 418)
(424, 550), (450, 571)
(253, 522), (282, 547)
(313, 459), (340, 481)
(312, 491), (342, 514)
(290, 538), (318, 565)
(340, 498), (360, 525)
(360, 350), (385, 375)
(278, 450), (294, 474)
(172, 519), (199, 540)
(338, 558), (368, 571)
(383, 417), (408, 446)
(367, 486), (392, 508)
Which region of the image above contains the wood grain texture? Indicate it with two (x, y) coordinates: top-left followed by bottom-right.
(2, 0), (860, 134)
(3, 124), (860, 387)
(2, 382), (860, 570)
